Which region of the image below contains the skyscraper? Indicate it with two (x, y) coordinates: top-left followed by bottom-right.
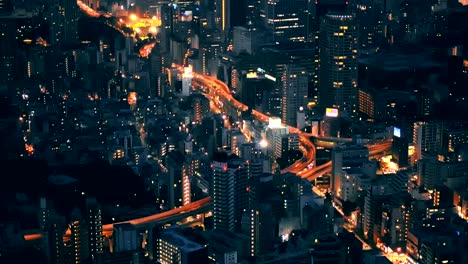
(413, 121), (444, 161)
(86, 198), (103, 258)
(331, 143), (369, 198)
(212, 151), (235, 232)
(281, 64), (308, 127)
(65, 208), (89, 263)
(49, 0), (80, 46)
(215, 0), (230, 33)
(0, 0), (13, 14)
(0, 16), (17, 83)
(319, 13), (358, 119)
(266, 0), (308, 43)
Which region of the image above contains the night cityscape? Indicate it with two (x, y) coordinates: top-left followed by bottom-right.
(0, 0), (468, 263)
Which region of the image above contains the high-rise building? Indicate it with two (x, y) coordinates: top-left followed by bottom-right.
(247, 209), (260, 257)
(86, 198), (103, 258)
(215, 0), (229, 34)
(49, 0), (80, 46)
(331, 143), (369, 198)
(0, 16), (17, 83)
(113, 223), (138, 252)
(416, 89), (434, 119)
(379, 197), (411, 248)
(276, 133), (300, 160)
(265, 117), (289, 160)
(47, 222), (66, 264)
(319, 13), (358, 119)
(232, 26), (257, 55)
(358, 89), (375, 119)
(38, 197), (50, 231)
(167, 151), (186, 208)
(210, 153), (252, 233)
(281, 64), (308, 127)
(226, 159), (248, 229)
(182, 66), (193, 96)
(266, 0), (308, 43)
(310, 0), (349, 102)
(212, 151), (235, 232)
(413, 121), (444, 161)
(192, 94), (210, 124)
(65, 208), (90, 263)
(0, 0), (13, 14)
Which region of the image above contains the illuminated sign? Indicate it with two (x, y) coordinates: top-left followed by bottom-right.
(394, 127), (401, 138)
(325, 108), (338, 118)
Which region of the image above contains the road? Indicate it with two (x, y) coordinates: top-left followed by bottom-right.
(77, 0), (111, 18)
(102, 196), (212, 235)
(190, 70), (391, 180)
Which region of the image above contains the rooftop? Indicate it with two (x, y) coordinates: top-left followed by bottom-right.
(161, 229), (205, 252)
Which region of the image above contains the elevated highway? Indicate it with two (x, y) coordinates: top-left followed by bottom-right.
(102, 196), (212, 236)
(190, 71), (391, 179)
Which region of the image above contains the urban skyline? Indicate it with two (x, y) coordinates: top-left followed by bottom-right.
(0, 0), (468, 263)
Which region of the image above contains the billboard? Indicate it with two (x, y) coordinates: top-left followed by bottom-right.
(325, 108), (339, 118)
(394, 127), (401, 138)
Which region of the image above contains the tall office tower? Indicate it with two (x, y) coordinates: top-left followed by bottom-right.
(230, 0), (247, 29)
(215, 0), (230, 34)
(310, 0), (349, 101)
(113, 223), (138, 252)
(246, 0), (266, 28)
(358, 88), (375, 119)
(65, 208), (89, 264)
(319, 13), (358, 119)
(233, 26), (255, 55)
(47, 220), (66, 264)
(167, 151), (185, 208)
(240, 70), (276, 112)
(0, 17), (17, 83)
(38, 197), (50, 231)
(182, 66), (193, 96)
(380, 199), (410, 248)
(213, 0), (248, 35)
(0, 0), (13, 14)
(413, 121), (444, 161)
(281, 65), (308, 127)
(192, 94), (210, 124)
(265, 117), (289, 160)
(212, 151), (235, 232)
(266, 0), (308, 43)
(229, 130), (247, 156)
(42, 208), (67, 264)
(86, 198), (103, 258)
(228, 158), (249, 231)
(392, 129), (409, 167)
(331, 143), (369, 198)
(416, 89), (434, 120)
(240, 143), (262, 161)
(276, 133), (300, 162)
(246, 209), (260, 257)
(49, 0), (80, 46)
